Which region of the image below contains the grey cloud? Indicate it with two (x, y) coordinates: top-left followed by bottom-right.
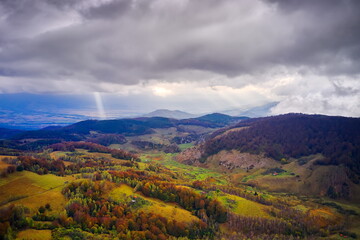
(266, 0), (360, 73)
(331, 78), (360, 96)
(269, 74), (360, 117)
(271, 92), (360, 117)
(81, 0), (132, 20)
(0, 0), (359, 112)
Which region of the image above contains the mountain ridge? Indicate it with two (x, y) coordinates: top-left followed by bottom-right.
(221, 102), (279, 118)
(141, 109), (198, 119)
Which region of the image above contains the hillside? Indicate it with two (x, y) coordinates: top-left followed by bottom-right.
(181, 113), (249, 128)
(194, 113), (248, 126)
(203, 114), (360, 171)
(177, 114), (360, 201)
(0, 128), (24, 140)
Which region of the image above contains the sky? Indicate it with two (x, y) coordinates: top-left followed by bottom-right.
(0, 0), (360, 119)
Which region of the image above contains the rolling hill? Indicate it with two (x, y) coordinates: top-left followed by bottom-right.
(0, 114), (247, 151)
(11, 114), (245, 140)
(177, 114), (360, 201)
(0, 128), (24, 140)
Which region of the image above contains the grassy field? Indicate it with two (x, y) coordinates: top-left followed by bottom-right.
(16, 229), (52, 240)
(144, 153), (229, 184)
(0, 170), (67, 192)
(178, 143), (194, 151)
(241, 169), (264, 182)
(144, 196), (199, 223)
(0, 176), (44, 204)
(308, 208), (340, 228)
(25, 171), (72, 189)
(49, 151), (71, 159)
(317, 199), (360, 236)
(210, 191), (271, 218)
(108, 184), (135, 202)
(108, 184), (199, 223)
(16, 188), (66, 214)
(0, 171), (72, 213)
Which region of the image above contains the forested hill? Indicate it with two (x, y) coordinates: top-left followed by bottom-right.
(0, 128), (24, 139)
(202, 114), (360, 173)
(9, 114), (246, 140)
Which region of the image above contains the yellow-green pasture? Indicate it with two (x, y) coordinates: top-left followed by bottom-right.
(108, 184), (199, 223)
(214, 192), (271, 218)
(141, 153), (228, 184)
(0, 171), (73, 213)
(16, 229), (52, 240)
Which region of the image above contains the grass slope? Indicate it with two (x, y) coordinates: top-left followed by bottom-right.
(108, 184), (199, 223)
(142, 153), (228, 184)
(16, 229), (52, 240)
(215, 192), (271, 218)
(0, 171), (72, 213)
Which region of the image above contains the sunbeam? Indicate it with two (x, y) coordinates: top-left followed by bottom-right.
(93, 92), (106, 119)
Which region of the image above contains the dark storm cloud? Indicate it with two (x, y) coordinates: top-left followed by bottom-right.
(266, 0), (360, 74)
(1, 0), (360, 85)
(0, 0), (359, 116)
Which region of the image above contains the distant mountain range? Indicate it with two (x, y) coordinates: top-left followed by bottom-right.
(0, 96), (279, 129)
(143, 102), (279, 120)
(222, 102), (279, 117)
(141, 109), (197, 119)
(238, 102), (279, 118)
(0, 113), (248, 151)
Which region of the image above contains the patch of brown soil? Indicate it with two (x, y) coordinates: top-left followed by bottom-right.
(208, 150), (278, 171)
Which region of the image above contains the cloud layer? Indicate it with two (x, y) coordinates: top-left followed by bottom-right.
(0, 0), (359, 116)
